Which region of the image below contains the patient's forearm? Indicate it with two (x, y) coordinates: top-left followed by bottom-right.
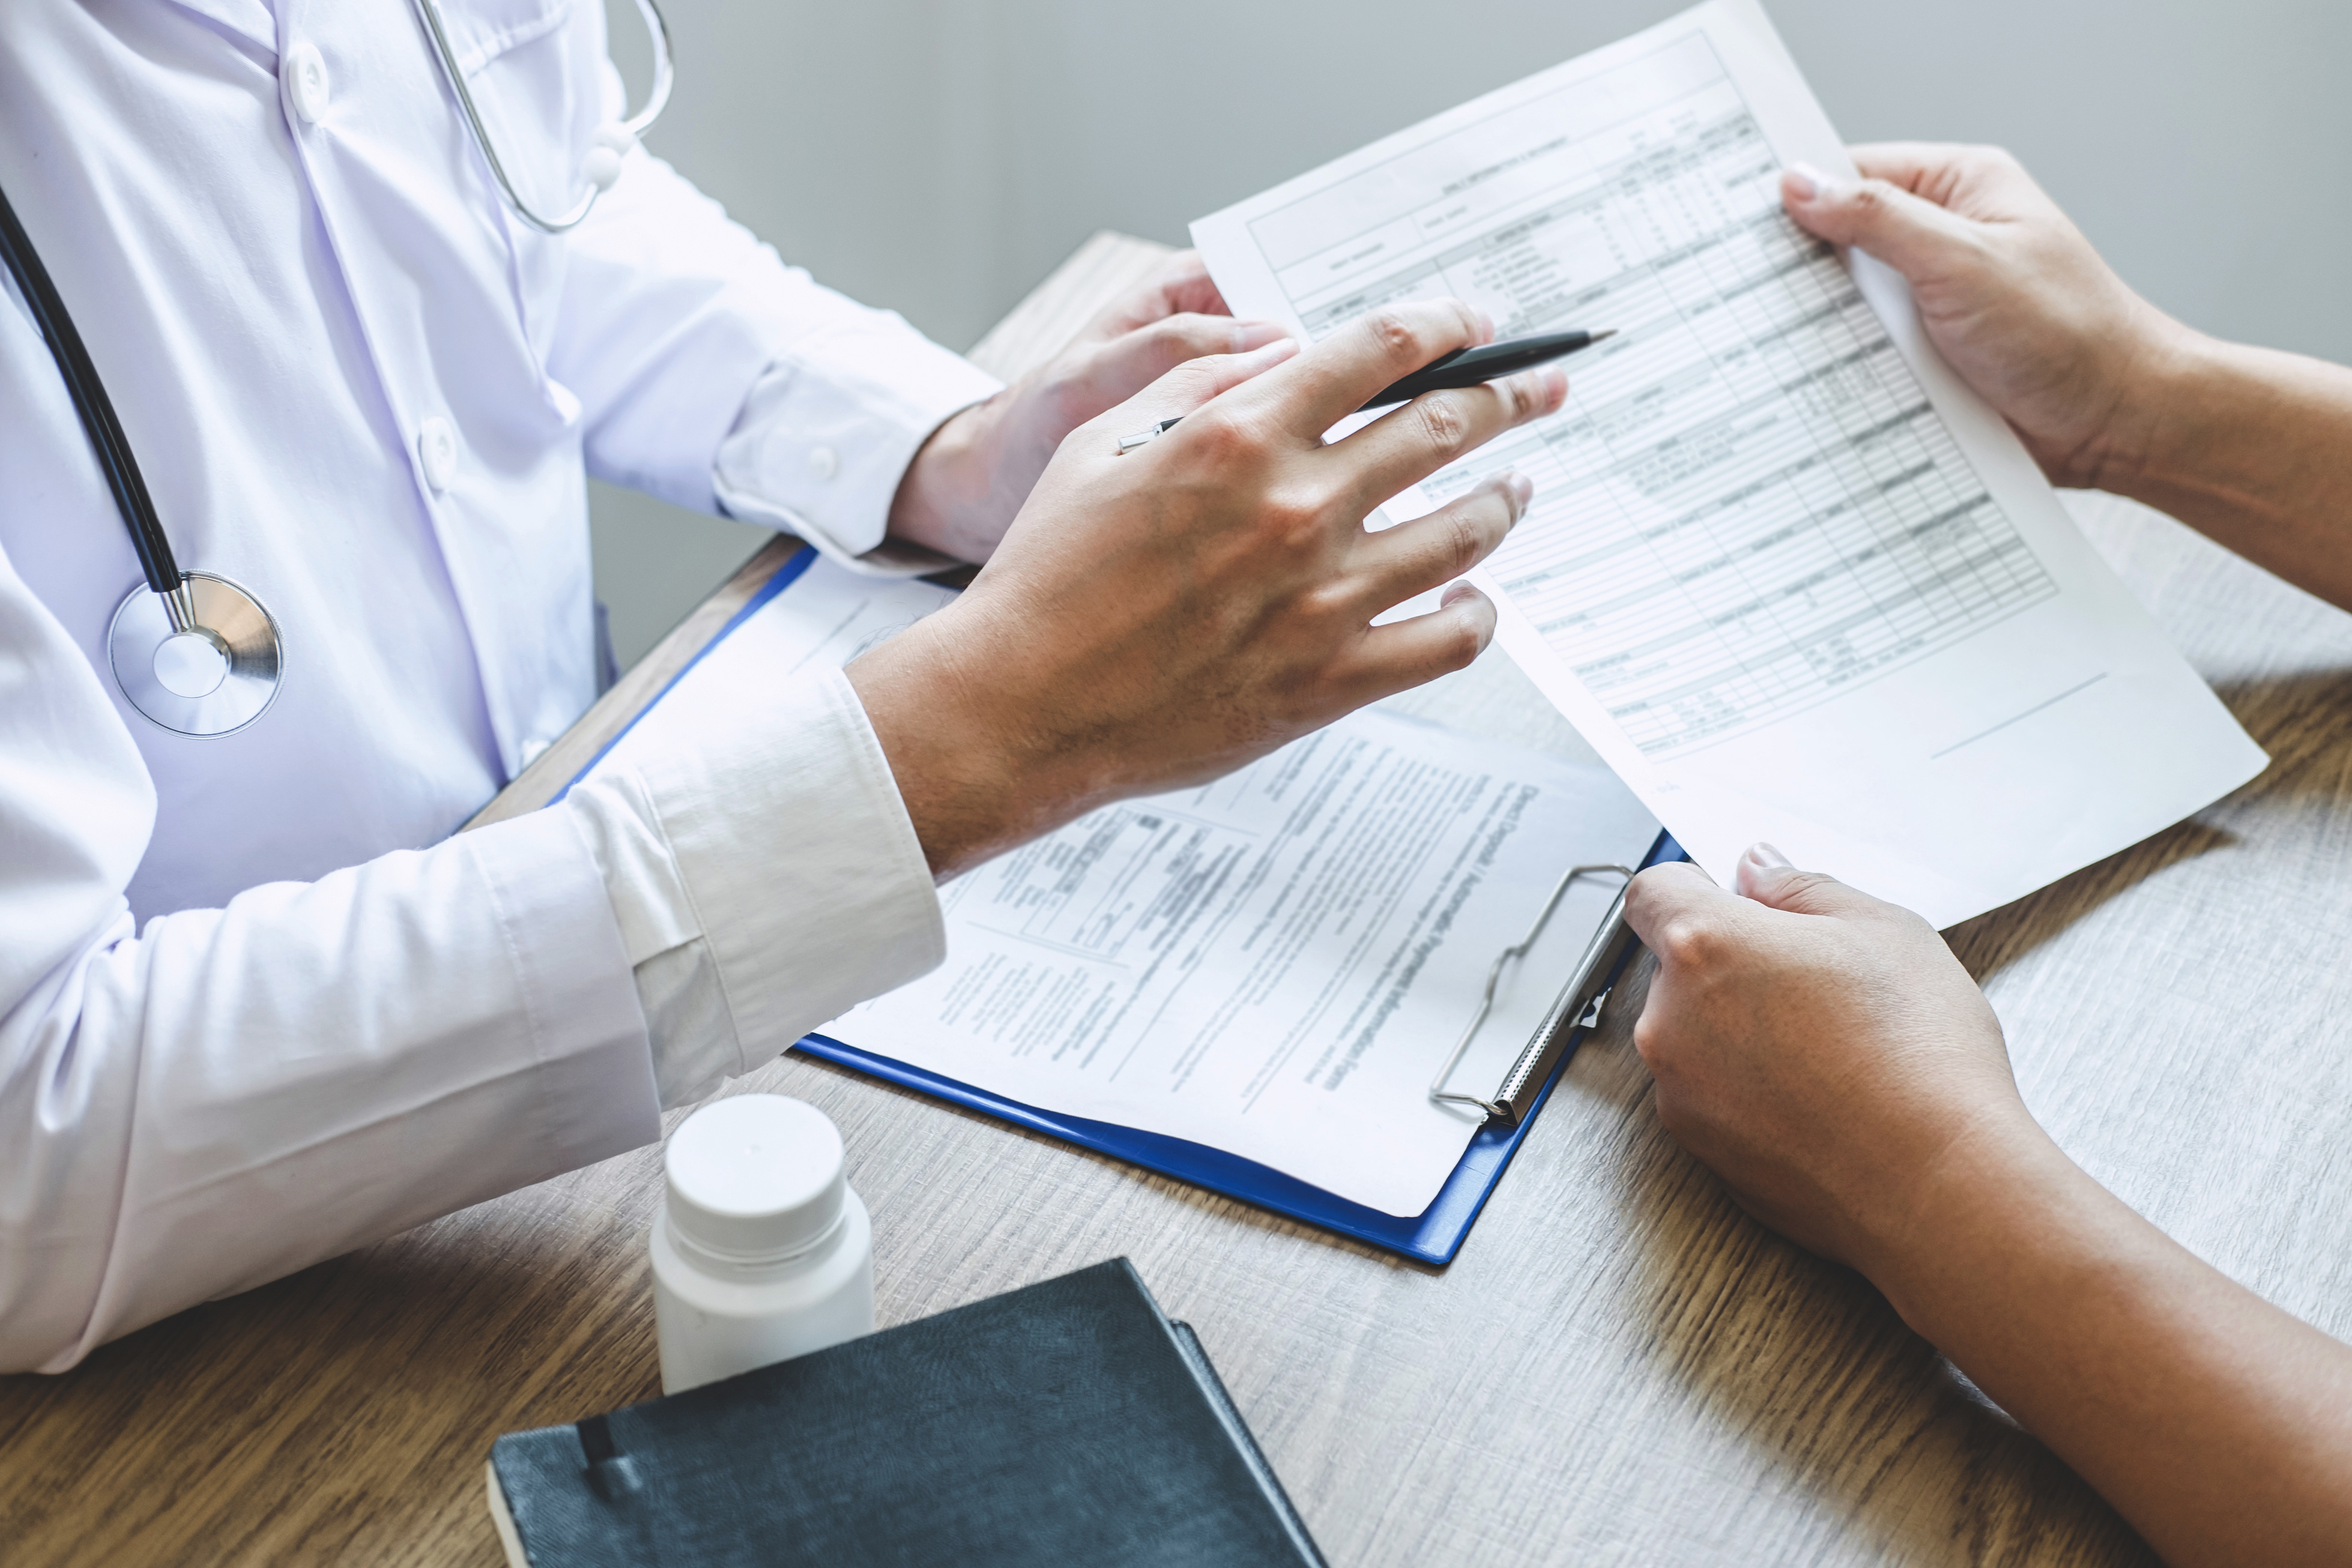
(1873, 1122), (2352, 1567)
(2104, 331), (2352, 612)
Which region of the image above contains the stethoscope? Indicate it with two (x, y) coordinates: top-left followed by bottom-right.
(0, 0), (673, 738)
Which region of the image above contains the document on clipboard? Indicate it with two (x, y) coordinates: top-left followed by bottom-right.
(578, 549), (1657, 1223)
(1191, 0), (2264, 929)
(826, 677), (1657, 1218)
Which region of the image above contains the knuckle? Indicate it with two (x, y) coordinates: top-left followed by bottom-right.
(1296, 577), (1358, 627)
(1655, 914), (1720, 969)
(1257, 484), (1327, 544)
(1631, 1012), (1664, 1067)
(1445, 624), (1484, 672)
(1187, 406), (1271, 465)
(1438, 506), (1484, 574)
(1890, 904), (1941, 942)
(1433, 607), (1485, 672)
(1363, 307), (1426, 361)
(1780, 870), (1841, 903)
(1412, 394), (1469, 456)
(1157, 313), (1225, 355)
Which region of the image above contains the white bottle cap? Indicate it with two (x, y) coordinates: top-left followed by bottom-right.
(662, 1095), (847, 1268)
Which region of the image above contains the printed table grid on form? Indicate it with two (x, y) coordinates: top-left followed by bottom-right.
(1252, 35), (2060, 758)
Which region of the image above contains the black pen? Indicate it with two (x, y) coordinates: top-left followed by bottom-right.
(1116, 327), (1614, 452)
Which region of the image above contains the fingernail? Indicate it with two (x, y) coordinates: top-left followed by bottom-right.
(1252, 336), (1298, 363)
(1488, 468), (1531, 516)
(1745, 842), (1792, 869)
(1538, 366), (1568, 403)
(1786, 161), (1843, 201)
(1232, 319), (1287, 352)
(1477, 310), (1496, 342)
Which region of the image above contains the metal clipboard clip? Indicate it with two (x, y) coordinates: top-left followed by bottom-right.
(1428, 863), (1639, 1124)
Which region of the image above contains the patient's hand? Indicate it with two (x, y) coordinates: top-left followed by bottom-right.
(1625, 847), (2352, 1568)
(1619, 845), (2025, 1275)
(886, 251), (1287, 562)
(1783, 145), (2183, 491)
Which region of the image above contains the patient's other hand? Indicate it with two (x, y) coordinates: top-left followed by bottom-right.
(1783, 145), (2183, 492)
(1621, 846), (2025, 1277)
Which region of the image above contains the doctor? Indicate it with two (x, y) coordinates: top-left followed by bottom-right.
(0, 2), (1566, 1372)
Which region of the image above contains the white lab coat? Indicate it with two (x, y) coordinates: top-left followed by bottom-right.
(0, 0), (994, 1370)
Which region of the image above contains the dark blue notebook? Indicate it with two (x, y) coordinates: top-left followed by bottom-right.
(489, 1259), (1325, 1567)
(558, 544), (1682, 1266)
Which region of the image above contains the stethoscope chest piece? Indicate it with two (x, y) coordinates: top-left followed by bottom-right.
(108, 573), (283, 737)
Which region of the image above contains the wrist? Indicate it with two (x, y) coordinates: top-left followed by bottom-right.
(884, 400), (999, 562)
(844, 606), (1108, 879)
(1853, 1100), (2091, 1339)
(2074, 309), (2217, 498)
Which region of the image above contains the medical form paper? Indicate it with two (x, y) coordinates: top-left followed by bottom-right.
(605, 553), (1659, 1217)
(1191, 0), (2265, 928)
(830, 706), (1657, 1216)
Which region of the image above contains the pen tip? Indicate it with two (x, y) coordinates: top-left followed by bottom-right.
(1591, 329), (1618, 343)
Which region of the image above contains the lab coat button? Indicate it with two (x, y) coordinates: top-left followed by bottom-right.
(285, 43), (331, 125)
(806, 445), (838, 481)
(417, 417), (459, 493)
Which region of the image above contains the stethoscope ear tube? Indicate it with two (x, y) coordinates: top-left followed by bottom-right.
(0, 181), (187, 608)
(411, 0), (675, 235)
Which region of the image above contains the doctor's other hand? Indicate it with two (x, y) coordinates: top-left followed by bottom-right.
(1620, 845), (2025, 1277)
(886, 250), (1288, 561)
(1780, 144), (2186, 492)
(848, 297), (1567, 878)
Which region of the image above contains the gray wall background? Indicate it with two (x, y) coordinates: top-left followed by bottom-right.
(593, 0), (2352, 667)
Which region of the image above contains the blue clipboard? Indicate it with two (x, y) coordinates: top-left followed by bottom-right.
(558, 544), (1687, 1267)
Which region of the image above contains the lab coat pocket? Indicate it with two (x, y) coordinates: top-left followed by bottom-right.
(428, 0), (599, 369)
(435, 0), (592, 220)
(430, 0), (577, 78)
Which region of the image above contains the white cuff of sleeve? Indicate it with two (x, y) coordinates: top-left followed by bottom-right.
(566, 665), (945, 1106)
(712, 330), (1001, 577)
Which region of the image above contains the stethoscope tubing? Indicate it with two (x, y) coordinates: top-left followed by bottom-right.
(410, 0), (675, 235)
(0, 0), (680, 735)
(0, 180), (192, 622)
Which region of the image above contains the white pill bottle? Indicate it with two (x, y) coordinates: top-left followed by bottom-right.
(650, 1094), (875, 1395)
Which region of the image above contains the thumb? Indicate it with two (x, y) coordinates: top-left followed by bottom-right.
(1621, 860), (1743, 951)
(1731, 843), (1882, 920)
(1087, 313), (1289, 403)
(1108, 333), (1300, 433)
(1781, 161), (1981, 283)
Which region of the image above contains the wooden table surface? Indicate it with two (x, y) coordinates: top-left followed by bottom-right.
(7, 232), (2352, 1567)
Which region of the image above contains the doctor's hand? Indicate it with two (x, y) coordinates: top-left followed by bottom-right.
(848, 298), (1567, 878)
(886, 250), (1288, 562)
(1781, 145), (2184, 492)
(1621, 844), (2024, 1277)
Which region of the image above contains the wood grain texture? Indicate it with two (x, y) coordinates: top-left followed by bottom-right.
(8, 231), (2350, 1568)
